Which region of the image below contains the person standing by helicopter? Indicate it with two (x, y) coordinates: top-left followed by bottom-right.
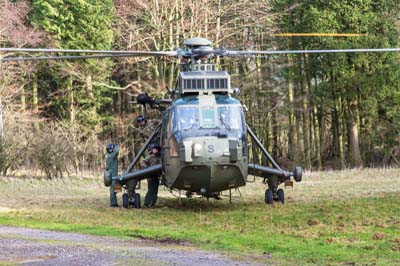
(140, 144), (161, 207)
(131, 114), (161, 207)
(135, 115), (160, 146)
(106, 143), (120, 207)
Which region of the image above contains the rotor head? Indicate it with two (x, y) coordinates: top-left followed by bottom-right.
(183, 37), (213, 48)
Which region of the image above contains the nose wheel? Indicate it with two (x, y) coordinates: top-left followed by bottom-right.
(265, 188), (285, 204)
(122, 192), (141, 209)
(265, 189), (273, 204)
(277, 188), (285, 203)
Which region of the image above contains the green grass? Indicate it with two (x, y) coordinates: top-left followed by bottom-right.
(0, 168), (399, 265)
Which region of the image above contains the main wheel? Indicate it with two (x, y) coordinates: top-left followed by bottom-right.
(265, 189), (273, 205)
(122, 193), (129, 209)
(294, 166), (302, 182)
(277, 188), (285, 204)
(133, 193), (141, 209)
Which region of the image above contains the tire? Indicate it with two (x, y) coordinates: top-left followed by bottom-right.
(294, 166), (302, 182)
(277, 188), (285, 204)
(265, 189), (273, 205)
(122, 193), (129, 209)
(133, 193), (141, 209)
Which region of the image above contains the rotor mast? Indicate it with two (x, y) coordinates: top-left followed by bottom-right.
(177, 38), (234, 96)
(180, 37), (217, 72)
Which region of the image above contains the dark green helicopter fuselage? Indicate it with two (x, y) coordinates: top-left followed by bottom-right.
(161, 93), (248, 193)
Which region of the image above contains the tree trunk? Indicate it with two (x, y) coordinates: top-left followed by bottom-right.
(272, 110), (279, 158)
(347, 100), (362, 167)
(287, 57), (297, 162)
(32, 75), (39, 132)
(313, 105), (322, 170)
(266, 112), (273, 156)
(300, 55), (311, 169)
(0, 97), (3, 137)
(67, 76), (75, 124)
(85, 74), (98, 126)
(337, 96), (345, 169)
(20, 87), (26, 111)
(215, 0), (221, 46)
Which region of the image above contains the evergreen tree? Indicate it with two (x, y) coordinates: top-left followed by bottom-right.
(30, 0), (116, 127)
(273, 0), (400, 167)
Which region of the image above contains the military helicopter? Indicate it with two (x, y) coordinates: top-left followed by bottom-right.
(108, 38), (304, 208)
(2, 37), (400, 208)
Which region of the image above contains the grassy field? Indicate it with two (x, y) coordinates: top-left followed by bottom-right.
(0, 168), (399, 265)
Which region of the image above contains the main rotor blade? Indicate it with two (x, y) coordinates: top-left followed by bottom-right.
(0, 54), (137, 62)
(0, 47), (178, 56)
(225, 47), (400, 56)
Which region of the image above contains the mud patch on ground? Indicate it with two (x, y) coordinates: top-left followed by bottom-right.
(0, 226), (267, 266)
(7, 255), (57, 264)
(130, 234), (192, 246)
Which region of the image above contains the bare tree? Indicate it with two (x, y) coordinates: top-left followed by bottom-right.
(0, 97), (3, 137)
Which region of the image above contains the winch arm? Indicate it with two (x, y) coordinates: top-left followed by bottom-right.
(117, 164), (163, 184)
(246, 124), (302, 182)
(248, 163), (302, 182)
(124, 122), (162, 174)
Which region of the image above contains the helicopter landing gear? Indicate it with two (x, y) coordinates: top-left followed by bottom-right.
(277, 188), (285, 203)
(265, 187), (285, 204)
(133, 193), (141, 209)
(122, 193), (129, 208)
(122, 190), (141, 209)
(265, 176), (285, 205)
(265, 189), (273, 204)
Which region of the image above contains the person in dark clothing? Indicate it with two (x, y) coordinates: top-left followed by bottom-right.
(136, 115), (160, 146)
(141, 144), (161, 207)
(106, 143), (119, 207)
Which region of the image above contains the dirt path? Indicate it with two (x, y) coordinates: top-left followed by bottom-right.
(0, 226), (266, 266)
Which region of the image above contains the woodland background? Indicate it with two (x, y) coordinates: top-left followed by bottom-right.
(0, 0), (399, 178)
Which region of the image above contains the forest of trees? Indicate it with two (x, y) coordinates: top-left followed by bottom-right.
(0, 0), (399, 178)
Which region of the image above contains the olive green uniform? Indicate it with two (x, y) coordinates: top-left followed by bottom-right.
(141, 153), (161, 207)
(125, 118), (161, 207)
(139, 119), (161, 207)
(128, 119), (160, 159)
(106, 145), (119, 207)
(136, 119), (161, 147)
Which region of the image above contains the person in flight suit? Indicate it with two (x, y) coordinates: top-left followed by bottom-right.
(106, 143), (120, 207)
(141, 144), (161, 207)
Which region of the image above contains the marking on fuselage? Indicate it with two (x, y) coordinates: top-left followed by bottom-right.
(208, 145), (215, 153)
